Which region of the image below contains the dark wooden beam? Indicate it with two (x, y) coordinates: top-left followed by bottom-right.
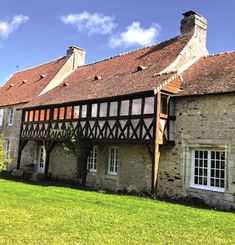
(16, 140), (29, 169)
(43, 140), (55, 179)
(77, 141), (93, 187)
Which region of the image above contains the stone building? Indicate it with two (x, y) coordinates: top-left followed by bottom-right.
(1, 11), (234, 209)
(0, 47), (85, 168)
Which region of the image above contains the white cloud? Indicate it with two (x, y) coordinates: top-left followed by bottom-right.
(0, 15), (29, 39)
(61, 11), (116, 35)
(110, 22), (161, 48)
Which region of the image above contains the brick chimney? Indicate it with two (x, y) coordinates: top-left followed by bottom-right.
(67, 46), (85, 68)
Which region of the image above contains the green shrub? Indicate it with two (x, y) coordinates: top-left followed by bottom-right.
(0, 135), (11, 170)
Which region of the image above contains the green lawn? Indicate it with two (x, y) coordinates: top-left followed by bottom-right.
(0, 179), (234, 245)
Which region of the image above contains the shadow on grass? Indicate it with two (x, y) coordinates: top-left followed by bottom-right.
(0, 171), (234, 213)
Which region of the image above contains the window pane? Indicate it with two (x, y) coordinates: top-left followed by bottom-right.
(53, 108), (58, 120)
(40, 110), (45, 121)
(92, 104), (98, 117)
(66, 106), (72, 119)
(46, 109), (50, 121)
(120, 100), (129, 116)
(81, 105), (87, 118)
(161, 95), (168, 114)
(73, 106), (80, 119)
(34, 110), (39, 121)
(210, 151), (225, 188)
(144, 97), (154, 114)
(29, 111), (34, 122)
(87, 145), (98, 172)
(108, 147), (118, 174)
(132, 99), (142, 115)
(100, 103), (107, 117)
(194, 150), (208, 186)
(193, 149), (225, 190)
(59, 107), (65, 120)
(110, 102), (118, 116)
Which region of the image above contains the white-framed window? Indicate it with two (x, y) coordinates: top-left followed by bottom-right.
(108, 147), (118, 175)
(0, 109), (3, 126)
(87, 145), (98, 172)
(37, 145), (46, 173)
(191, 149), (225, 192)
(4, 140), (10, 159)
(8, 108), (14, 126)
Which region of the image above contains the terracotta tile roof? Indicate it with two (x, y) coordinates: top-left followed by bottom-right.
(24, 36), (190, 108)
(0, 56), (68, 107)
(178, 52), (235, 96)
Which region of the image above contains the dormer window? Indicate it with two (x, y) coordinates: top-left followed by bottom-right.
(137, 65), (146, 71)
(94, 75), (101, 80)
(62, 82), (69, 87)
(40, 74), (46, 79)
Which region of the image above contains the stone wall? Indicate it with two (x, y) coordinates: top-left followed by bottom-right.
(21, 141), (37, 168)
(49, 144), (77, 181)
(86, 144), (152, 192)
(0, 105), (22, 169)
(158, 94), (235, 209)
(21, 141), (152, 192)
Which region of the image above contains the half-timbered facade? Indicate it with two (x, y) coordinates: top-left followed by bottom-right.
(16, 11), (208, 192)
(2, 11), (234, 209)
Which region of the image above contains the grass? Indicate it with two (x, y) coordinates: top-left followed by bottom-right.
(0, 179), (234, 245)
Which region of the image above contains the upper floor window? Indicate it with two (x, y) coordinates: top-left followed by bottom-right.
(120, 100), (129, 116)
(132, 99), (142, 115)
(100, 103), (108, 117)
(87, 145), (98, 172)
(191, 149), (225, 192)
(0, 109), (3, 126)
(4, 140), (10, 159)
(108, 147), (118, 175)
(8, 108), (14, 126)
(91, 104), (98, 118)
(144, 97), (154, 114)
(81, 105), (87, 118)
(74, 106), (80, 119)
(109, 102), (118, 117)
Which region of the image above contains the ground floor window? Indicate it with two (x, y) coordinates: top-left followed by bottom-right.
(87, 145), (98, 172)
(4, 140), (10, 159)
(108, 147), (118, 175)
(38, 145), (46, 173)
(191, 149), (225, 192)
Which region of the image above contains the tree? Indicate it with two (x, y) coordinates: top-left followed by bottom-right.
(0, 135), (11, 171)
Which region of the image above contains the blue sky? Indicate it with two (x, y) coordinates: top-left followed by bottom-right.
(0, 0), (234, 85)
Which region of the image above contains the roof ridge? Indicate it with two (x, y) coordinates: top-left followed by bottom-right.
(206, 50), (235, 57)
(78, 36), (187, 68)
(12, 55), (67, 76)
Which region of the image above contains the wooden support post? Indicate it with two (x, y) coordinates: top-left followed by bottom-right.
(16, 140), (29, 169)
(43, 140), (55, 180)
(152, 92), (161, 194)
(78, 141), (93, 187)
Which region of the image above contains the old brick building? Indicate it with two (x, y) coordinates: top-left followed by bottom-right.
(1, 11), (234, 209)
